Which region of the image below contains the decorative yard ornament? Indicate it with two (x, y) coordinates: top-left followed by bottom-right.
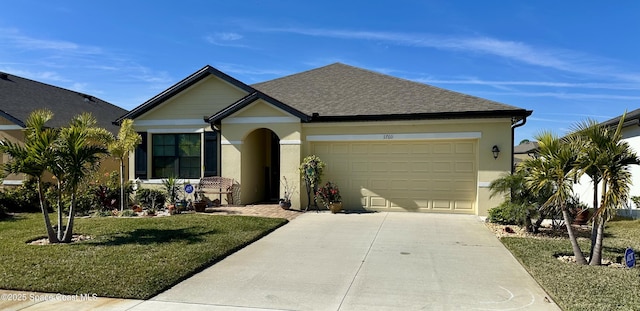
(299, 155), (326, 211)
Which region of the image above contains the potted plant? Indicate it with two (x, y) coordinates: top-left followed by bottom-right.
(279, 176), (296, 210)
(193, 183), (208, 212)
(316, 181), (342, 213)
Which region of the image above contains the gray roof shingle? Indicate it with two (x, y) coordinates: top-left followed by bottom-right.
(252, 63), (530, 119)
(0, 72), (126, 134)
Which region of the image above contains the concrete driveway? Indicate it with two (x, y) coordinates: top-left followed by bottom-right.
(132, 212), (559, 311)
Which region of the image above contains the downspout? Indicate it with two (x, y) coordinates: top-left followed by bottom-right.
(511, 116), (528, 174)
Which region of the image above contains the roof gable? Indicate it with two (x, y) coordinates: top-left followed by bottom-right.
(252, 63), (531, 120)
(207, 91), (310, 124)
(115, 65), (256, 124)
(0, 72), (127, 134)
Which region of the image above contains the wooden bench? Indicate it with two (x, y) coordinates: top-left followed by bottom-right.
(198, 176), (234, 205)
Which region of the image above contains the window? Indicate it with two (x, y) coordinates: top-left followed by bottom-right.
(152, 133), (201, 178)
(134, 132), (147, 179)
(204, 131), (218, 177)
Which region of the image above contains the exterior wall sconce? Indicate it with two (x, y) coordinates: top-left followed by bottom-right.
(492, 145), (500, 159)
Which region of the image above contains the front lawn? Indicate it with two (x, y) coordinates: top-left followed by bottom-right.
(500, 219), (640, 311)
(0, 213), (287, 299)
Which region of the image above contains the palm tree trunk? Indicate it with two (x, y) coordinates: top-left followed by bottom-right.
(62, 190), (76, 243)
(56, 180), (63, 241)
(562, 207), (587, 264)
(37, 178), (58, 243)
(589, 181), (602, 260)
(589, 216), (605, 265)
(120, 159), (125, 211)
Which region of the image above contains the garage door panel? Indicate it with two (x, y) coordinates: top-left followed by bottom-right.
(352, 161), (369, 172)
(455, 201), (474, 210)
(433, 200), (452, 209)
(455, 142), (475, 154)
(312, 140), (476, 214)
(370, 196), (387, 207)
(433, 143), (453, 154)
(455, 161), (475, 172)
(370, 144), (388, 154)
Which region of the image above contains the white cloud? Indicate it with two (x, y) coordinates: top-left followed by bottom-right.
(204, 32), (247, 47)
(261, 27), (640, 83)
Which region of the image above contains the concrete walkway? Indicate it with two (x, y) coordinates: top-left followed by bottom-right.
(1, 212), (560, 310)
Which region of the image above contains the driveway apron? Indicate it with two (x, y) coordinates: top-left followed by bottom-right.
(135, 212), (559, 311)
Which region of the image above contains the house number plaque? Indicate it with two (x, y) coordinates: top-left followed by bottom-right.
(383, 134), (394, 139)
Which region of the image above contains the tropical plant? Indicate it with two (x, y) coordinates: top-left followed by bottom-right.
(300, 155), (326, 209)
(488, 170), (553, 232)
(135, 188), (166, 210)
(569, 114), (639, 265)
(316, 181), (342, 207)
(0, 109), (59, 242)
(520, 131), (588, 264)
(108, 119), (141, 211)
(51, 112), (112, 242)
(162, 176), (183, 205)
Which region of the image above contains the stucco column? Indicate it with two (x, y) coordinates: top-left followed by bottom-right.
(221, 142), (242, 205)
(280, 143), (302, 210)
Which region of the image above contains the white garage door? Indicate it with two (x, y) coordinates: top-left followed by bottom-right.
(311, 140), (477, 213)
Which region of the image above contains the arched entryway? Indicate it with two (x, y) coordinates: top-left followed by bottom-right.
(242, 128), (280, 203)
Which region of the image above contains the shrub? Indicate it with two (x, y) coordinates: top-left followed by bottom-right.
(0, 179), (51, 213)
(120, 209), (137, 217)
(135, 188), (166, 210)
(487, 201), (530, 225)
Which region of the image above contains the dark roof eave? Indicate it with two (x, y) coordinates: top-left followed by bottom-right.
(305, 109), (533, 123)
(114, 65), (256, 125)
(0, 110), (26, 127)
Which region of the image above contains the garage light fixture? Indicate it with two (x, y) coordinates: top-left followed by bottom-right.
(492, 145), (500, 159)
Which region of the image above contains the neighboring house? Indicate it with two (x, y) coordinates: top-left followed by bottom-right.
(115, 63), (531, 216)
(573, 108), (640, 218)
(513, 140), (539, 167)
(0, 72), (127, 185)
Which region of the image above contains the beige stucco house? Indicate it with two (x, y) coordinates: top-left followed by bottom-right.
(115, 63), (531, 216)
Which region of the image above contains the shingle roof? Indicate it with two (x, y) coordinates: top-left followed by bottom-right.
(252, 63), (531, 120)
(0, 72), (126, 134)
(513, 141), (539, 154)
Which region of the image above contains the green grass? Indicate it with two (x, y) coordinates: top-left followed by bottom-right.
(501, 219), (640, 311)
(0, 213), (288, 299)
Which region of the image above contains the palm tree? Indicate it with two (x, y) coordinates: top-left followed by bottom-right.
(571, 114), (639, 265)
(0, 110), (59, 243)
(521, 131), (587, 264)
(54, 113), (111, 242)
(108, 119), (141, 211)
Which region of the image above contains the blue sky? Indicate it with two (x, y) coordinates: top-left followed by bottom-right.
(1, 1), (639, 143)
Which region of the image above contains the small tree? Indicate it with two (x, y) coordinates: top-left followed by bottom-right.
(53, 113), (112, 242)
(1, 109), (59, 242)
(521, 131), (587, 264)
(299, 155), (325, 210)
(108, 119), (141, 211)
(570, 114), (639, 265)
